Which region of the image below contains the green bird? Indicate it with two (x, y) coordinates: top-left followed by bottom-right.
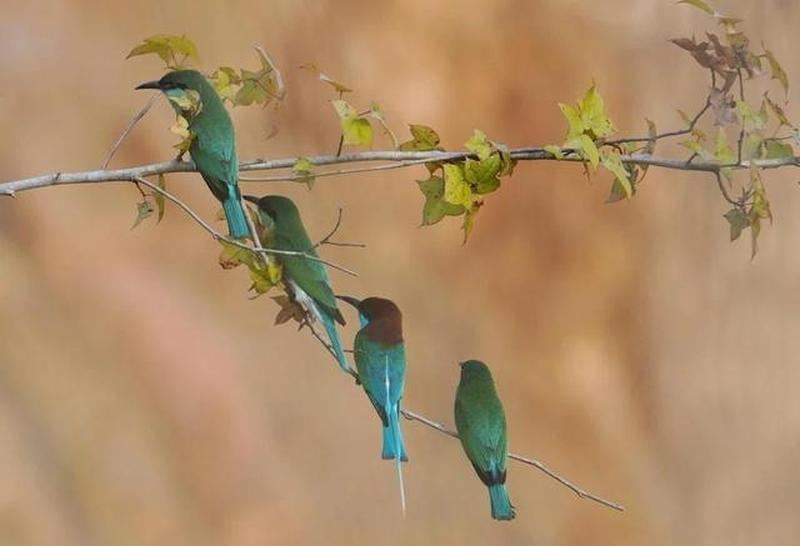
(339, 295), (409, 514)
(454, 360), (515, 521)
(136, 69), (250, 239)
(243, 194), (350, 373)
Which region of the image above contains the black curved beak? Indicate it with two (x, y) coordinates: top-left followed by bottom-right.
(336, 295), (362, 310)
(135, 80), (162, 90)
(242, 195), (260, 205)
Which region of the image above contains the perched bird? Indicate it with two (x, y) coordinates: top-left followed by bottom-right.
(136, 69), (249, 239)
(339, 295), (408, 513)
(243, 194), (350, 373)
(454, 360), (515, 521)
(338, 296), (408, 461)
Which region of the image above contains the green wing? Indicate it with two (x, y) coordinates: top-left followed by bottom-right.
(190, 118), (237, 202)
(273, 229), (344, 324)
(455, 383), (508, 481)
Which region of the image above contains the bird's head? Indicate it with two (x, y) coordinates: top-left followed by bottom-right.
(242, 195), (299, 229)
(337, 296), (402, 330)
(136, 70), (210, 115)
(459, 360), (492, 380)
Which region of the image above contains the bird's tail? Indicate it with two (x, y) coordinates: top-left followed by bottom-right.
(320, 312), (351, 373)
(381, 406), (408, 462)
(384, 357), (407, 517)
(223, 191), (250, 240)
(488, 484), (515, 521)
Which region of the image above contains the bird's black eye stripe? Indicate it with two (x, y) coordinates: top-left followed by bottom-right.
(161, 81), (188, 90)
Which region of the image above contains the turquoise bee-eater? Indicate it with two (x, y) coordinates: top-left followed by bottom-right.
(136, 69), (249, 239)
(339, 295), (408, 513)
(243, 194), (350, 373)
(338, 295), (408, 460)
(454, 360), (515, 521)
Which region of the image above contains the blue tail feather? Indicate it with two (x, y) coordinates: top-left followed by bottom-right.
(321, 313), (350, 373)
(382, 406), (408, 462)
(488, 484), (515, 521)
(223, 192), (250, 239)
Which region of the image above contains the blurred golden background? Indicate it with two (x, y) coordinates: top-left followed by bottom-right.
(2, 1), (799, 544)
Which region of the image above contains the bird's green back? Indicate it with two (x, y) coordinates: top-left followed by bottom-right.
(261, 197), (343, 323)
(455, 361), (508, 477)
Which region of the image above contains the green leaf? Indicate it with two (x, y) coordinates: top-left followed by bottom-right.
(332, 99), (373, 146)
(443, 164), (472, 208)
(736, 100), (767, 131)
(465, 129), (493, 161)
(235, 71), (269, 106)
(714, 128), (736, 180)
(218, 240), (254, 269)
(544, 145), (564, 159)
(131, 200), (154, 230)
(464, 155), (502, 194)
(763, 93), (792, 128)
(567, 134), (600, 168)
(579, 84), (615, 139)
(461, 202), (481, 244)
(602, 153), (632, 199)
(559, 103), (584, 139)
(762, 140), (794, 159)
(126, 34), (199, 69)
(764, 49), (789, 96)
(155, 174), (166, 223)
(247, 260), (282, 295)
(399, 124), (441, 151)
(494, 143), (517, 176)
(723, 208), (749, 241)
(165, 35), (199, 61)
(677, 0), (715, 15)
(292, 157), (316, 189)
(417, 175), (464, 226)
(209, 66), (240, 103)
(127, 39), (172, 64)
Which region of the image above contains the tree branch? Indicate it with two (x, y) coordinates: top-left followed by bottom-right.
(3, 148), (800, 197)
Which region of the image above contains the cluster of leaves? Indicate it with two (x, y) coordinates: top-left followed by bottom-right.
(544, 84), (638, 202)
(414, 128), (515, 242)
(218, 238), (283, 296)
(671, 0), (794, 257)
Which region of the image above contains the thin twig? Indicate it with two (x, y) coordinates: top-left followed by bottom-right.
(130, 176), (358, 277)
(301, 319), (359, 381)
(313, 208), (366, 249)
(607, 96), (712, 146)
(400, 409), (624, 512)
(715, 171), (740, 207)
(102, 93), (160, 169)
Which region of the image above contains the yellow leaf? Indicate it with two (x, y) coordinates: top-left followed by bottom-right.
(443, 164), (472, 208)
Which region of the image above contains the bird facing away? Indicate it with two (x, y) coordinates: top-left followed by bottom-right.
(338, 296), (408, 461)
(243, 195), (350, 373)
(136, 69), (249, 239)
(339, 295), (408, 514)
(454, 360), (515, 521)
